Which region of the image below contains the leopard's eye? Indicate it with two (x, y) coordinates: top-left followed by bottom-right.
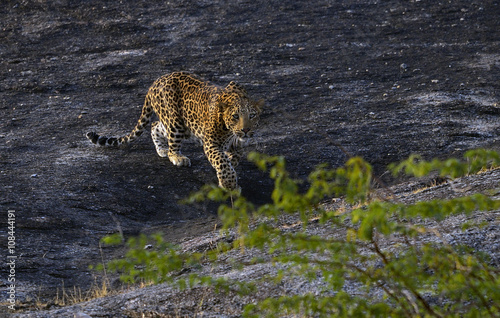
(232, 114), (239, 120)
(249, 113), (256, 119)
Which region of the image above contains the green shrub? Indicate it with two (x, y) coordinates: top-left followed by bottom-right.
(100, 149), (500, 317)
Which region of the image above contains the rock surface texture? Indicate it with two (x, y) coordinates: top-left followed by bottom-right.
(0, 0), (499, 316)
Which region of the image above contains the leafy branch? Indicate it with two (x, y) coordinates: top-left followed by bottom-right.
(98, 149), (500, 317)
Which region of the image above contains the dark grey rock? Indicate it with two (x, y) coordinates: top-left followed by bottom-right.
(1, 0), (499, 316)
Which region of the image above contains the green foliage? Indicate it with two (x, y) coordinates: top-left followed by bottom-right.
(389, 148), (500, 178)
(100, 233), (204, 286)
(99, 149), (500, 317)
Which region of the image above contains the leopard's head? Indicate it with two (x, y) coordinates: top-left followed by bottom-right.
(219, 82), (264, 141)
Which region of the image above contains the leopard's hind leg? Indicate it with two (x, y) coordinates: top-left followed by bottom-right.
(166, 122), (191, 167)
(152, 121), (191, 167)
(151, 121), (169, 158)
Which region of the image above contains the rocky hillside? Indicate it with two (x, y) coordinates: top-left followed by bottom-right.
(1, 0), (499, 316)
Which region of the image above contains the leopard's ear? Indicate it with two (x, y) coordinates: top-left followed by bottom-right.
(225, 81), (247, 94)
(254, 99), (264, 112)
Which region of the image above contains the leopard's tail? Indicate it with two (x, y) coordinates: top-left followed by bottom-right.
(86, 97), (154, 147)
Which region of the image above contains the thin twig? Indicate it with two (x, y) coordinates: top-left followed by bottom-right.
(371, 235), (443, 318)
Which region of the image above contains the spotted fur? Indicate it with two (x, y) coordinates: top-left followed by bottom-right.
(87, 72), (263, 190)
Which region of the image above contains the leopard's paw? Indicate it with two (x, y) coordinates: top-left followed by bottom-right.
(168, 153), (191, 167)
(155, 148), (169, 158)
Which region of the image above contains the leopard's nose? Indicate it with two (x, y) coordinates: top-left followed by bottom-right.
(241, 128), (251, 134)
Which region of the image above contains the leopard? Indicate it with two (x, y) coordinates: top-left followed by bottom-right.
(86, 71), (264, 190)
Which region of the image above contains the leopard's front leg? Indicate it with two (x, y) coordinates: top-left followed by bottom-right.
(204, 143), (238, 190)
(226, 144), (243, 168)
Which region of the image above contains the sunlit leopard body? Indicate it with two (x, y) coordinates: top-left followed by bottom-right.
(87, 72), (263, 190)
